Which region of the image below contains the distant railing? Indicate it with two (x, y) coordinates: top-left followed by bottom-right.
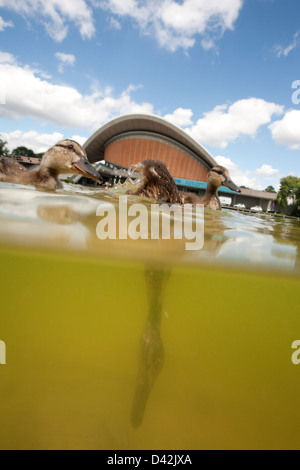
(14, 156), (41, 165)
(223, 205), (300, 221)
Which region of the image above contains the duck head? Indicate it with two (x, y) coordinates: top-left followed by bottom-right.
(208, 166), (241, 193)
(42, 139), (103, 183)
(134, 160), (181, 200)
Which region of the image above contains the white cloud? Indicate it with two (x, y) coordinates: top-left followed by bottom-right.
(70, 134), (88, 146)
(55, 52), (76, 73)
(0, 0), (95, 42)
(99, 0), (244, 52)
(0, 52), (154, 129)
(1, 52), (294, 162)
(274, 31), (299, 58)
(200, 37), (216, 51)
(0, 0), (243, 49)
(269, 110), (300, 150)
(0, 51), (17, 64)
(1, 130), (64, 153)
(1, 130), (88, 153)
(164, 107), (193, 127)
(215, 157), (282, 190)
(256, 164), (279, 177)
(109, 16), (121, 30)
(186, 98), (284, 148)
(0, 16), (14, 31)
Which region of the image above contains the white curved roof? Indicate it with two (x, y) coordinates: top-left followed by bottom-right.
(84, 114), (217, 168)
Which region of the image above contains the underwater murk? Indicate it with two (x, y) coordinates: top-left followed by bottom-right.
(0, 181), (299, 450)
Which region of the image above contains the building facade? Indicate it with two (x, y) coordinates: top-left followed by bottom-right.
(84, 114), (216, 182)
(81, 114), (277, 212)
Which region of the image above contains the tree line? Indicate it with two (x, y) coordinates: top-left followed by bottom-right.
(276, 176), (300, 215)
(0, 137), (43, 159)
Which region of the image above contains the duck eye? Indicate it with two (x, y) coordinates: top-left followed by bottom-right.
(68, 144), (74, 150)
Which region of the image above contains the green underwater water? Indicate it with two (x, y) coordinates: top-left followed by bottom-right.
(0, 182), (299, 450)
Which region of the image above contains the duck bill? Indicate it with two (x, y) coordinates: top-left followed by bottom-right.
(133, 162), (143, 170)
(72, 157), (103, 184)
(223, 178), (241, 193)
(131, 162), (143, 173)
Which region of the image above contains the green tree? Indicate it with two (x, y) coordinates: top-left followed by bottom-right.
(296, 184), (300, 205)
(0, 138), (10, 157)
(265, 185), (276, 193)
(277, 176), (300, 207)
(12, 146), (37, 158)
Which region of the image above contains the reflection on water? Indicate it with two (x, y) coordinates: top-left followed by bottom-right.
(0, 181), (300, 272)
(131, 265), (170, 428)
(0, 181), (300, 449)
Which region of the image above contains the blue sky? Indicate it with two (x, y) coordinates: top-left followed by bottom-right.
(0, 0), (300, 190)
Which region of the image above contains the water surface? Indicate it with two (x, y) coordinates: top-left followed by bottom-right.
(0, 181), (299, 450)
(0, 181), (299, 273)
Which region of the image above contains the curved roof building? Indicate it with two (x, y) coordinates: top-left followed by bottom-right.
(84, 114), (217, 183)
(80, 114), (276, 211)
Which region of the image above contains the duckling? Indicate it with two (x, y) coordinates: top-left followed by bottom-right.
(126, 160), (181, 204)
(181, 165), (241, 210)
(128, 160), (240, 210)
(0, 157), (27, 176)
(0, 139), (103, 189)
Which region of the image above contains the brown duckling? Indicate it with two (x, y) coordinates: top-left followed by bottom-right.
(181, 165), (241, 210)
(128, 160), (241, 211)
(0, 139), (103, 189)
(126, 160), (181, 204)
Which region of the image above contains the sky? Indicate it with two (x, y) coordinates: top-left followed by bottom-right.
(0, 0), (300, 191)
